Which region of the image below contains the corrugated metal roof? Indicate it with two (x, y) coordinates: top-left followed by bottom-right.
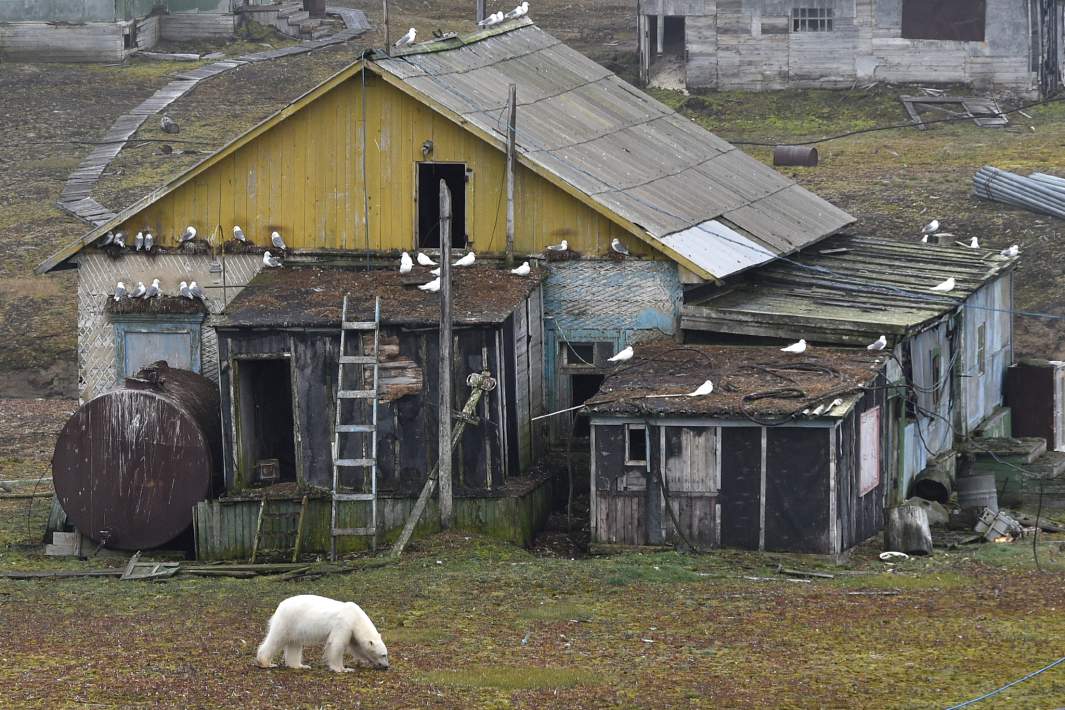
(681, 235), (1017, 345)
(376, 19), (855, 279)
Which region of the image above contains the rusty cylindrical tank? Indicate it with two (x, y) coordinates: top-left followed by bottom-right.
(772, 145), (819, 167)
(52, 361), (222, 550)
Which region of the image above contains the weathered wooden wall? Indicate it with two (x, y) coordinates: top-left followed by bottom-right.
(116, 71), (651, 258)
(956, 274), (1012, 435)
(836, 376), (889, 551)
(159, 11), (236, 41)
(0, 22), (129, 62)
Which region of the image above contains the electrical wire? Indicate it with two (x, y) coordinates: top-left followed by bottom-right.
(945, 653), (1065, 709)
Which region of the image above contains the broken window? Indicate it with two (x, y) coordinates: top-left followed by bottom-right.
(562, 342), (596, 367)
(417, 162), (467, 249)
(626, 424), (648, 465)
(977, 323), (987, 375)
(792, 7), (834, 32)
(901, 0), (986, 41)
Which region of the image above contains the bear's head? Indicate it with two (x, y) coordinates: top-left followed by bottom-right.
(350, 631), (389, 670)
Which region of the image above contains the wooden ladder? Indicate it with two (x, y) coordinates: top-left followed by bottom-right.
(251, 495), (308, 563)
(330, 294), (381, 560)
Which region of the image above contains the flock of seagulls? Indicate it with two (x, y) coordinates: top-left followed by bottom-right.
(113, 277), (207, 303)
(916, 218), (1021, 292)
(397, 2), (530, 49)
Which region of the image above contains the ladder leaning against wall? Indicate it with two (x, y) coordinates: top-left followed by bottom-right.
(330, 294), (381, 560)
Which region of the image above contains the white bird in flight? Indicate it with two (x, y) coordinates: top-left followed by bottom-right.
(189, 281), (206, 301)
(395, 27), (416, 48)
(922, 219), (939, 235)
(144, 232), (154, 251)
(233, 225), (247, 243)
(611, 238), (629, 256)
(608, 345), (633, 363)
(399, 252), (413, 274)
(144, 278), (161, 299)
(867, 335), (887, 351)
(130, 281), (146, 298)
(930, 277), (956, 292)
(453, 251), (476, 267)
(687, 380), (714, 397)
(113, 282), (127, 301)
(271, 231), (287, 250)
(135, 232), (144, 251)
(511, 261), (531, 276)
(969, 236), (979, 248)
(546, 239), (568, 252)
(419, 276), (441, 292)
(180, 226), (196, 243)
(416, 252), (436, 267)
(1001, 244), (1019, 257)
(180, 281), (193, 299)
(780, 338), (807, 354)
(263, 251), (282, 268)
(505, 1), (529, 19)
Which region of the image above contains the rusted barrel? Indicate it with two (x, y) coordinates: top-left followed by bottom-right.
(913, 466), (951, 504)
(52, 361), (222, 550)
(773, 145), (819, 167)
(957, 474), (998, 513)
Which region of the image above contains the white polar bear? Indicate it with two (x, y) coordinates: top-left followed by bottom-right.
(256, 595), (389, 672)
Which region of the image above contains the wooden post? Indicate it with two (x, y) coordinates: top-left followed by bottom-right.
(383, 0), (390, 52)
(439, 179), (454, 528)
(504, 84), (517, 267)
(476, 0), (486, 23)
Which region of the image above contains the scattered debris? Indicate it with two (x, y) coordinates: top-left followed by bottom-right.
(776, 564), (834, 579)
(973, 166), (1065, 220)
(120, 552), (180, 581)
(879, 551), (910, 562)
(900, 95), (1008, 129)
(975, 508), (1023, 542)
(138, 51), (202, 62)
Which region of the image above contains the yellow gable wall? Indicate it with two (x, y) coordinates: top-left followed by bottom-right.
(124, 71), (656, 258)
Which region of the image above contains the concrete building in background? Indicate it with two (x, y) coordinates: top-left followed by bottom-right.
(638, 0), (1064, 97)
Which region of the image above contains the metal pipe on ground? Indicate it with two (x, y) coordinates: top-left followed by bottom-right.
(773, 145), (819, 167)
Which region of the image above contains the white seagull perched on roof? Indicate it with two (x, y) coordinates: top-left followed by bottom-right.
(233, 225), (247, 243)
(144, 278), (161, 299)
(611, 238), (629, 256)
(160, 114), (179, 134)
(416, 252), (436, 267)
(189, 281), (206, 301)
(546, 239), (568, 252)
(263, 251), (283, 268)
(130, 281), (146, 298)
(867, 335), (887, 351)
(419, 276), (441, 292)
(395, 27), (416, 48)
(113, 282), (127, 301)
(430, 267), (441, 276)
(399, 252), (413, 274)
(930, 277), (956, 292)
(1001, 244), (1019, 257)
(688, 380), (714, 397)
(505, 1), (529, 19)
(113, 231), (126, 248)
(969, 236), (979, 248)
(180, 226), (196, 243)
(608, 345), (633, 363)
(135, 232), (144, 251)
(271, 231), (287, 250)
(99, 231), (115, 246)
(922, 219), (939, 235)
(781, 338), (807, 354)
(144, 232), (154, 251)
(511, 261), (531, 276)
(478, 11), (504, 27)
(180, 281), (193, 299)
(453, 251), (476, 267)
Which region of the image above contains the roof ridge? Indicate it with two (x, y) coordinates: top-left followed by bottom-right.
(384, 15), (534, 58)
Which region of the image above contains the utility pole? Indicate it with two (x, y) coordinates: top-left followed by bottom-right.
(438, 179), (453, 528)
(476, 0), (486, 24)
(383, 0), (390, 52)
(504, 84), (516, 267)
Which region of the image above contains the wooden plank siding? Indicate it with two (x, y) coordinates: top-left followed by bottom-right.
(123, 71), (649, 257)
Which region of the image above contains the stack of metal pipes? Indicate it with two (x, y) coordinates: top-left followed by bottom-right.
(972, 166), (1065, 220)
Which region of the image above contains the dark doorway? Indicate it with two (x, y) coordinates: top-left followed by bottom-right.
(418, 162), (466, 249)
(662, 16), (685, 55)
(570, 374), (604, 438)
(235, 358), (297, 485)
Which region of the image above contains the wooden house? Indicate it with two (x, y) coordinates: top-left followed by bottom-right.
(585, 341), (890, 553)
(638, 0), (1064, 96)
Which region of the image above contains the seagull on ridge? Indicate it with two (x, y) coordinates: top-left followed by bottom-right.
(263, 251), (282, 268)
(930, 277), (955, 292)
(130, 281), (146, 298)
(189, 281), (206, 301)
(271, 231), (287, 250)
(546, 239), (568, 252)
(395, 27), (416, 48)
(453, 251), (476, 267)
(113, 282), (127, 301)
(511, 261), (531, 276)
(144, 278), (161, 299)
(867, 335), (887, 351)
(687, 380), (714, 397)
(608, 346), (633, 362)
(505, 1), (529, 19)
(180, 226), (196, 243)
(419, 277), (441, 292)
(416, 252), (436, 266)
(1001, 244), (1019, 257)
(780, 339), (807, 354)
(180, 281), (193, 299)
(611, 238), (629, 256)
(233, 225), (247, 243)
(399, 252), (413, 274)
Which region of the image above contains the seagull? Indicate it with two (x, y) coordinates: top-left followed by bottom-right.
(263, 251), (282, 268)
(546, 239), (568, 252)
(511, 261), (531, 276)
(611, 238), (629, 256)
(969, 236), (979, 248)
(687, 380), (714, 397)
(395, 27), (416, 48)
(419, 277), (441, 292)
(930, 277), (956, 292)
(430, 267), (441, 276)
(233, 225), (247, 243)
(867, 335), (887, 351)
(780, 338), (807, 354)
(1001, 244), (1019, 257)
(829, 398), (843, 408)
(399, 252), (413, 274)
(113, 231), (126, 249)
(144, 278), (161, 299)
(416, 252), (436, 266)
(113, 282), (127, 301)
(271, 231), (287, 250)
(144, 232), (153, 251)
(130, 281), (146, 298)
(608, 346), (633, 362)
(99, 231), (115, 246)
(478, 11), (503, 27)
(921, 234), (928, 244)
(453, 251), (476, 267)
(811, 404), (826, 416)
(505, 1), (529, 19)
(160, 115), (179, 134)
(922, 219), (939, 235)
(134, 232), (144, 251)
(179, 281), (193, 299)
(189, 281), (206, 301)
(180, 226), (196, 243)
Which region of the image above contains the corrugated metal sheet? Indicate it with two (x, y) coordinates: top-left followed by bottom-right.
(376, 20), (855, 278)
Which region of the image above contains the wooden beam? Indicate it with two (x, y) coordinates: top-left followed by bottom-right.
(439, 179), (454, 528)
(505, 83), (516, 267)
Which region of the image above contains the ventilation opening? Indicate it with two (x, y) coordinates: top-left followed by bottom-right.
(570, 373), (605, 438)
(418, 162), (467, 249)
(236, 358), (297, 485)
(626, 424), (648, 464)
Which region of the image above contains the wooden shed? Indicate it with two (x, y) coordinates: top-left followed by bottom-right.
(585, 342), (891, 554)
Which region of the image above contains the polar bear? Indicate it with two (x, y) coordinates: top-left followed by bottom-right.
(256, 595), (389, 672)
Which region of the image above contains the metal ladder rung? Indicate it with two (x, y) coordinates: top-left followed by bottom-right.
(333, 492), (375, 501)
(337, 389), (377, 399)
(334, 457), (375, 467)
(336, 424), (376, 433)
(343, 321), (377, 330)
(333, 527), (376, 536)
(339, 355), (378, 364)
